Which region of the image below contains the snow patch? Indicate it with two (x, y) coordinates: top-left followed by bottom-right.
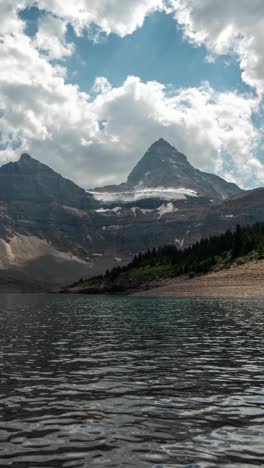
(158, 203), (178, 218)
(105, 225), (121, 231)
(88, 187), (198, 203)
(175, 238), (184, 249)
(131, 207), (154, 216)
(95, 207), (122, 214)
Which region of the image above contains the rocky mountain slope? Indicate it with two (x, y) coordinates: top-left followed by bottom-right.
(0, 153), (98, 208)
(0, 140), (262, 289)
(91, 139), (241, 202)
(64, 222), (264, 295)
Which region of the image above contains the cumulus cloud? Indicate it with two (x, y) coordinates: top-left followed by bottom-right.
(0, 0), (26, 35)
(4, 1), (264, 95)
(0, 0), (263, 190)
(27, 0), (264, 95)
(169, 0), (264, 94)
(86, 77), (261, 187)
(34, 14), (74, 60)
(34, 0), (165, 37)
(0, 32), (261, 187)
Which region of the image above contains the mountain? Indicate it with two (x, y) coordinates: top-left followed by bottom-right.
(127, 139), (240, 200)
(0, 140), (262, 290)
(65, 222), (264, 295)
(0, 154), (100, 288)
(91, 139), (241, 204)
(0, 153), (97, 209)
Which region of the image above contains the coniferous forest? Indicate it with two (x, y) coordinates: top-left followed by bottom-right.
(70, 223), (264, 292)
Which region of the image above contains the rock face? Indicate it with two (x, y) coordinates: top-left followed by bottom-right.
(0, 153), (97, 209)
(94, 139), (241, 202)
(127, 139), (240, 200)
(0, 140), (262, 289)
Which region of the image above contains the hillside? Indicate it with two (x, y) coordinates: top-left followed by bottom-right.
(132, 261), (264, 298)
(0, 139), (263, 289)
(65, 223), (264, 294)
(91, 138), (241, 201)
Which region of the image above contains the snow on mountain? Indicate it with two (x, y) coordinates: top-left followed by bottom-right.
(88, 187), (197, 204)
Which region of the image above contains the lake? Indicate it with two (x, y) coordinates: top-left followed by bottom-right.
(0, 295), (264, 467)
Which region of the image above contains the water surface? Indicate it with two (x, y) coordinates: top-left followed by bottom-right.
(0, 295), (264, 467)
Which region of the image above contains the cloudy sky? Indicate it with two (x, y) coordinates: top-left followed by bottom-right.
(0, 1), (264, 188)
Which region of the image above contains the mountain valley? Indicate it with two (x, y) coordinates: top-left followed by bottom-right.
(0, 139), (262, 289)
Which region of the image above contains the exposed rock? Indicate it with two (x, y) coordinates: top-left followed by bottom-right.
(93, 139), (241, 201)
(0, 140), (262, 289)
(0, 153), (97, 209)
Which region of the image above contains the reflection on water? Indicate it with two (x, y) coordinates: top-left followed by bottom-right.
(0, 295), (264, 467)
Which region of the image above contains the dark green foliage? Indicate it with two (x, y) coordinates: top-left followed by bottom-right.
(81, 222), (264, 289)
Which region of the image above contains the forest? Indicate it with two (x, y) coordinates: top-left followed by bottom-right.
(73, 223), (264, 291)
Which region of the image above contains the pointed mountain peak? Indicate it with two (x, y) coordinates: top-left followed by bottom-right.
(20, 153), (32, 161)
(148, 138), (187, 161)
(148, 138), (178, 152)
(127, 139), (189, 186)
(0, 152), (98, 209)
(19, 153), (41, 167)
(154, 137), (171, 145)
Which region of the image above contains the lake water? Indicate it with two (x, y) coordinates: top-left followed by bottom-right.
(0, 295), (264, 467)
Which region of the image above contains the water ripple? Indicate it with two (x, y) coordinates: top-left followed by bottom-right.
(0, 295), (264, 467)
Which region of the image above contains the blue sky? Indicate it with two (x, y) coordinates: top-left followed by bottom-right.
(1, 1), (264, 188)
(22, 7), (250, 95)
(67, 12), (247, 94)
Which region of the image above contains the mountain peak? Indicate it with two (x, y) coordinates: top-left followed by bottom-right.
(0, 153), (98, 209)
(20, 153), (32, 161)
(123, 139), (242, 199)
(19, 153), (41, 167)
(151, 138), (179, 152)
(127, 139), (189, 186)
(154, 138), (172, 146)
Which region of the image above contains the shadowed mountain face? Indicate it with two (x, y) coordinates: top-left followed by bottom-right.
(127, 139), (240, 200)
(0, 140), (262, 289)
(0, 153), (97, 210)
(93, 139), (241, 202)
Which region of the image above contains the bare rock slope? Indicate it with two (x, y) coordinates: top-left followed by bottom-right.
(0, 140), (263, 289)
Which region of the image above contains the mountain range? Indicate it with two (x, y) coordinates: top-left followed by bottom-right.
(92, 139), (241, 201)
(0, 139), (263, 289)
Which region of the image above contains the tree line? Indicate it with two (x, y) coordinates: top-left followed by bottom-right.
(98, 222), (264, 282)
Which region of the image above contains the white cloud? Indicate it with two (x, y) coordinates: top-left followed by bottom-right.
(4, 1), (264, 97)
(26, 0), (166, 37)
(34, 14), (74, 60)
(1, 0), (166, 64)
(169, 0), (264, 94)
(0, 29), (261, 188)
(0, 0), (263, 190)
(86, 77), (261, 187)
(0, 1), (26, 35)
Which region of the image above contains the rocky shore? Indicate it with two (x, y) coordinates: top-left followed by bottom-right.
(132, 260), (264, 298)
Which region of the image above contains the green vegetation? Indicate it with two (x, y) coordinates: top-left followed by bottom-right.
(72, 223), (264, 292)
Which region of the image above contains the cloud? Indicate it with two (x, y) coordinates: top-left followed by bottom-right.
(5, 1), (264, 97)
(86, 77), (261, 188)
(55, 0), (164, 36)
(34, 14), (74, 60)
(0, 0), (263, 190)
(23, 0), (165, 37)
(0, 28), (261, 188)
(0, 0), (26, 34)
(169, 0), (264, 94)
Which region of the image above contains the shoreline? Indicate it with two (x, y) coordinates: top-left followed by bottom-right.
(131, 260), (264, 298)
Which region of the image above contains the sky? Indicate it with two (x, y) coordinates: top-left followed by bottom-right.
(0, 1), (264, 189)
